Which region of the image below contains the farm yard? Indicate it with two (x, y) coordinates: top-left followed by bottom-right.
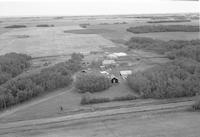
(0, 13), (200, 136)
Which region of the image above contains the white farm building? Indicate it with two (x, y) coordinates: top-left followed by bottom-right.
(107, 52), (127, 59)
(102, 60), (116, 65)
(120, 70), (132, 80)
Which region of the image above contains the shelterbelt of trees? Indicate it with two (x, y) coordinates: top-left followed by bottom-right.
(127, 37), (200, 99)
(0, 53), (83, 110)
(127, 25), (199, 34)
(126, 37), (200, 54)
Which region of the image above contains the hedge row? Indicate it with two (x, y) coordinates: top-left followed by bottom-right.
(80, 93), (137, 105)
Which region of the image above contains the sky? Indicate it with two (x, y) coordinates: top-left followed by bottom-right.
(0, 0), (199, 17)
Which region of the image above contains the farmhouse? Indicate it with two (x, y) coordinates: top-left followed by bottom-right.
(120, 70), (132, 80)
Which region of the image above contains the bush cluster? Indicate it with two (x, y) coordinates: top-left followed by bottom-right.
(75, 72), (111, 93)
(127, 25), (199, 34)
(0, 53), (83, 110)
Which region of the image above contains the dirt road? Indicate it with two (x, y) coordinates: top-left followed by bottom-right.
(0, 100), (198, 137)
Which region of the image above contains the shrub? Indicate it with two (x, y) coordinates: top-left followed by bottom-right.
(75, 72), (111, 93)
(4, 25), (27, 28)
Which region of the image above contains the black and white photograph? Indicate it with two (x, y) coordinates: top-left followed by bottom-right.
(0, 0), (199, 136)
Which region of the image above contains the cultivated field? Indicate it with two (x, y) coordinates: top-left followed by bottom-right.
(0, 26), (115, 57)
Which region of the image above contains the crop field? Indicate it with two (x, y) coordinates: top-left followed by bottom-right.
(0, 26), (116, 57)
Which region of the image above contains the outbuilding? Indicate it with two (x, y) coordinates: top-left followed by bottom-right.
(102, 60), (116, 65)
(120, 70), (132, 80)
(110, 75), (119, 83)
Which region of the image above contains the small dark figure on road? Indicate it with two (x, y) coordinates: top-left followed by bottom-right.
(59, 105), (63, 113)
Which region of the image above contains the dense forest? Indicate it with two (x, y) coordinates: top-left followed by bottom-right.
(127, 25), (199, 34)
(126, 37), (200, 54)
(0, 53), (31, 85)
(127, 37), (200, 99)
(0, 53), (83, 110)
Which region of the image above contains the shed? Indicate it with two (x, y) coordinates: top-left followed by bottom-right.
(107, 52), (127, 59)
(110, 75), (119, 83)
(113, 52), (127, 57)
(100, 71), (109, 75)
(120, 70), (132, 80)
(102, 60), (116, 65)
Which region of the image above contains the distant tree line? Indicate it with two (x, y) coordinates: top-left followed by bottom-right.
(36, 24), (54, 27)
(126, 37), (200, 54)
(127, 37), (200, 99)
(0, 53), (83, 110)
(127, 25), (199, 34)
(147, 20), (191, 23)
(4, 25), (27, 28)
